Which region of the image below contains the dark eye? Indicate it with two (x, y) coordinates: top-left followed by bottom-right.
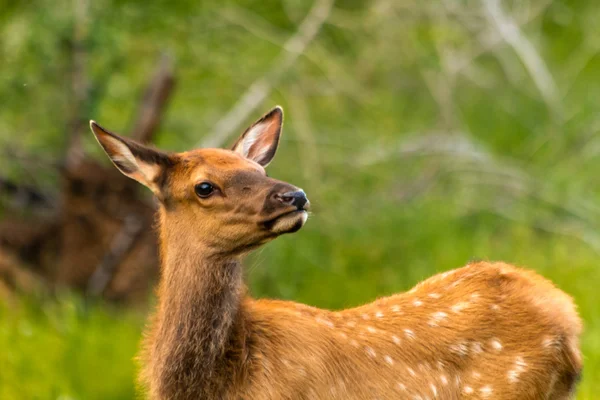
(195, 182), (214, 198)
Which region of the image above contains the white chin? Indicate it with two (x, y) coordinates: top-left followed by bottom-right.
(271, 210), (308, 234)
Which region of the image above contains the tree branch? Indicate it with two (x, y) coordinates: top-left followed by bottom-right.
(482, 0), (562, 121)
(86, 215), (144, 297)
(65, 0), (90, 170)
(130, 54), (176, 143)
(199, 0), (335, 148)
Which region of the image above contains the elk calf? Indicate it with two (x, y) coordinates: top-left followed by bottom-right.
(90, 106), (582, 399)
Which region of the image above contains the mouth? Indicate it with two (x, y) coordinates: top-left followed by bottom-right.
(263, 209), (308, 233)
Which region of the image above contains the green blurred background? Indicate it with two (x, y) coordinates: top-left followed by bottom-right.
(1, 0), (600, 398)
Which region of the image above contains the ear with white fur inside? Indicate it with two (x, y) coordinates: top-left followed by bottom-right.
(89, 120), (172, 194)
(231, 106), (283, 167)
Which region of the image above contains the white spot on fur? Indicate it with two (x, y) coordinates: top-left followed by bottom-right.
(430, 383), (437, 396)
(449, 341), (469, 356)
(346, 321), (356, 328)
(375, 310), (384, 318)
(338, 332), (347, 340)
(365, 346), (376, 358)
(490, 338), (503, 351)
(440, 375), (448, 385)
(451, 302), (469, 313)
(471, 342), (483, 354)
(472, 371), (481, 379)
(480, 386), (493, 397)
(404, 329), (416, 340)
(407, 367), (416, 376)
(361, 313), (370, 320)
(464, 386), (474, 394)
(428, 293), (441, 299)
(384, 355), (394, 365)
(350, 339), (359, 347)
(397, 383), (407, 391)
(470, 292), (480, 299)
(490, 304), (500, 311)
(366, 326), (377, 334)
(413, 299), (423, 307)
(316, 317), (334, 328)
(428, 311), (448, 327)
(391, 305), (402, 313)
(392, 335), (401, 345)
(508, 355), (527, 383)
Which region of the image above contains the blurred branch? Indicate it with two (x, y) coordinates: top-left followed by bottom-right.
(0, 248), (46, 298)
(287, 87), (321, 182)
(218, 6), (364, 103)
(130, 54), (176, 143)
(445, 0), (552, 76)
(473, 202), (600, 256)
(482, 0), (562, 121)
(200, 0), (335, 148)
(86, 215), (144, 297)
(1, 149), (59, 170)
(562, 40), (600, 103)
(358, 131), (600, 254)
(421, 70), (457, 129)
(0, 176), (55, 212)
(0, 146), (59, 211)
(356, 133), (491, 168)
(393, 165), (443, 203)
(65, 0), (90, 170)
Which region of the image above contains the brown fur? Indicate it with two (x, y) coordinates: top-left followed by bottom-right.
(90, 108), (582, 399)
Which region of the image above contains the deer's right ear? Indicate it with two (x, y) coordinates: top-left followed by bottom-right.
(90, 121), (172, 194)
(231, 106), (283, 167)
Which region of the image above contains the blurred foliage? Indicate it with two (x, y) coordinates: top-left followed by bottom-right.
(1, 0), (600, 398)
(0, 295), (142, 399)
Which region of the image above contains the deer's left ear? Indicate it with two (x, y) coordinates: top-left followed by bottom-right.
(231, 106), (283, 167)
(90, 121), (173, 195)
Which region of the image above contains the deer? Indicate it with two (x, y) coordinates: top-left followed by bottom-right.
(90, 106), (582, 400)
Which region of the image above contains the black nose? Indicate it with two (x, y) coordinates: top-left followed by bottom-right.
(276, 190), (309, 210)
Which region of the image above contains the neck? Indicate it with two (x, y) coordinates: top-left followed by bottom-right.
(143, 219), (248, 399)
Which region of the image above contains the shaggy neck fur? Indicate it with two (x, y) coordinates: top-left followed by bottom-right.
(142, 214), (250, 399)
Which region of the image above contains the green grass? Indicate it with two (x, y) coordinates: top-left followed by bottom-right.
(0, 295), (143, 400)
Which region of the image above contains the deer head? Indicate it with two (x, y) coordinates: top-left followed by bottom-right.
(90, 106), (309, 256)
